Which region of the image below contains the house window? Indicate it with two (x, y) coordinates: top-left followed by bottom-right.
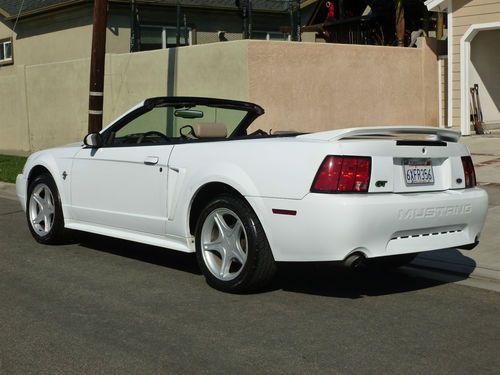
(0, 38), (13, 65)
(140, 25), (192, 51)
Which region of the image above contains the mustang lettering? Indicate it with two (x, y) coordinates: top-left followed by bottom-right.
(398, 204), (473, 220)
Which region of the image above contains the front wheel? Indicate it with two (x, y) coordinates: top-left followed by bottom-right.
(195, 194), (276, 293)
(26, 173), (68, 244)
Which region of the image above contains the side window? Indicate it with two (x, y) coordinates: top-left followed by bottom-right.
(108, 107), (171, 146)
(105, 103), (250, 146)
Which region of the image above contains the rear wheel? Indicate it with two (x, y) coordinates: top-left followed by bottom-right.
(27, 173), (68, 244)
(195, 194), (276, 293)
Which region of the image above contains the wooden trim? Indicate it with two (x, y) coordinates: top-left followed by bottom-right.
(0, 7), (10, 17)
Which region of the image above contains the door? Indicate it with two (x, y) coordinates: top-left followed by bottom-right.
(70, 105), (174, 236)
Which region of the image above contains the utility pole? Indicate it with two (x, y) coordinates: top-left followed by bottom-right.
(88, 0), (108, 133)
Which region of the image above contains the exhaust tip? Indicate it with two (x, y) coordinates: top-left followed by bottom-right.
(343, 253), (366, 269)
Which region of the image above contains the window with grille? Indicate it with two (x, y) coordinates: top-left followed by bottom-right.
(0, 38), (13, 65)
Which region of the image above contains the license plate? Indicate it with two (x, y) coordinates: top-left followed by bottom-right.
(403, 159), (434, 185)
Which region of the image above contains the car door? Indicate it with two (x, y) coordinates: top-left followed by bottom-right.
(70, 105), (173, 236)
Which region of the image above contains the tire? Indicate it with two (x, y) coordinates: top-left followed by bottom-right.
(26, 173), (68, 244)
(195, 194), (276, 293)
(368, 253), (418, 270)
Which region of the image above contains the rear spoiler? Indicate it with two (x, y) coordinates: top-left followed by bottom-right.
(299, 126), (460, 143)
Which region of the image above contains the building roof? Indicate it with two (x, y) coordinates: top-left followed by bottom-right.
(0, 0), (295, 19)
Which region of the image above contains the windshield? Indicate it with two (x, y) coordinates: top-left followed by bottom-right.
(103, 97), (263, 146)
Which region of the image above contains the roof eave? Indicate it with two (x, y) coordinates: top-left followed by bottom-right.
(4, 0), (88, 20)
(4, 0), (288, 20)
(424, 0), (450, 12)
(0, 7), (10, 17)
(123, 0), (286, 13)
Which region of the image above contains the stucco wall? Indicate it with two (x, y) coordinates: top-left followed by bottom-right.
(103, 42), (249, 126)
(0, 6), (130, 67)
(248, 40), (438, 133)
(0, 66), (30, 151)
(0, 40), (439, 153)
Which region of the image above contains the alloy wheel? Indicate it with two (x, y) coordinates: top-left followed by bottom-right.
(28, 183), (55, 236)
(200, 208), (248, 281)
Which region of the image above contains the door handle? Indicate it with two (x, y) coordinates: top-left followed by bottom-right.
(144, 156), (159, 165)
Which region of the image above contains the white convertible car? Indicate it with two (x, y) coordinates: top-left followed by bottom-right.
(16, 97), (488, 292)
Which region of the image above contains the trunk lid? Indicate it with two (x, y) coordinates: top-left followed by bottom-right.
(299, 127), (467, 193)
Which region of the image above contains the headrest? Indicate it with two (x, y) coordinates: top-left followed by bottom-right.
(193, 123), (227, 138)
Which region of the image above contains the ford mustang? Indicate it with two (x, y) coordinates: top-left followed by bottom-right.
(16, 97), (489, 292)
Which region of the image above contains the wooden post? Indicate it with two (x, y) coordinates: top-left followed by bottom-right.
(395, 0), (405, 47)
(88, 0), (108, 133)
(436, 12), (444, 40)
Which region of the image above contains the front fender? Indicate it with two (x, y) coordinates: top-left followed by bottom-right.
(22, 147), (80, 220)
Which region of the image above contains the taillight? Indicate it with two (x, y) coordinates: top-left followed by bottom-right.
(461, 156), (477, 188)
(311, 156), (371, 193)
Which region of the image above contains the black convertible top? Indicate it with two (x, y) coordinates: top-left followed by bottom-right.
(144, 96), (264, 115)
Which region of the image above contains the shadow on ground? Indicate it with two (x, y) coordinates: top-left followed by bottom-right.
(413, 247), (478, 275)
(274, 253), (474, 298)
(73, 232), (474, 299)
(75, 232), (202, 276)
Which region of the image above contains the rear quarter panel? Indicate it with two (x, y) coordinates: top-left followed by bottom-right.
(166, 137), (338, 239)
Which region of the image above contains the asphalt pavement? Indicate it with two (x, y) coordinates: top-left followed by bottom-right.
(1, 195), (500, 374)
(1, 132), (500, 373)
(410, 132), (500, 289)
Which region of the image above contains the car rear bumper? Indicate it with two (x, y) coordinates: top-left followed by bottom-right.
(248, 188), (488, 262)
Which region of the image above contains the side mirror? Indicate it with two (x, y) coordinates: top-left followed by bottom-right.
(83, 132), (103, 148)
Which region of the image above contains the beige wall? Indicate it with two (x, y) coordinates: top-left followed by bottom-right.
(0, 6), (130, 67)
(248, 39), (438, 133)
(451, 0), (500, 126)
(0, 65), (30, 151)
(103, 42), (249, 126)
(0, 40), (439, 153)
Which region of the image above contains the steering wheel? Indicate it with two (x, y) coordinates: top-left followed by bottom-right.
(180, 125), (196, 139)
(137, 131), (170, 144)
